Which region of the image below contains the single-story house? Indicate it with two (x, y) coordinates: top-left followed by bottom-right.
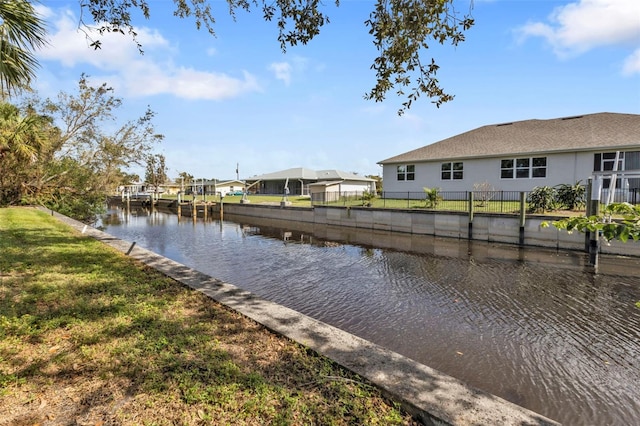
(212, 180), (246, 196)
(245, 167), (376, 196)
(174, 179), (245, 196)
(119, 183), (170, 195)
(161, 181), (181, 195)
(378, 112), (640, 201)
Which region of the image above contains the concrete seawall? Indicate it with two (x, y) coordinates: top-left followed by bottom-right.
(48, 206), (561, 425)
(135, 199), (640, 258)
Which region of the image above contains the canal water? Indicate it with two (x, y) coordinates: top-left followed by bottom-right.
(99, 206), (640, 426)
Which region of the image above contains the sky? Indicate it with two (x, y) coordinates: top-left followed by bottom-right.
(32, 0), (640, 181)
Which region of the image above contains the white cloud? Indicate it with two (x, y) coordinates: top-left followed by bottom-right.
(623, 48), (640, 75)
(519, 0), (640, 53)
(138, 68), (260, 99)
(269, 62), (292, 85)
(37, 7), (170, 67)
(268, 56), (313, 85)
(518, 0), (640, 73)
(36, 6), (262, 100)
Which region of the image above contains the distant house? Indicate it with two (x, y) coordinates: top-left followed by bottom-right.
(245, 167), (376, 197)
(378, 112), (640, 201)
(121, 180), (189, 196)
(162, 181), (181, 195)
(170, 179), (244, 197)
(213, 180), (246, 196)
(120, 182), (169, 195)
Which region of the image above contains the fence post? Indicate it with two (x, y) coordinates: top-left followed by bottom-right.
(585, 179), (592, 252)
(468, 191), (474, 239)
(519, 192), (526, 246)
(588, 177), (602, 268)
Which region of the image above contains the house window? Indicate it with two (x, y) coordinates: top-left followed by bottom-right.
(516, 158), (530, 178)
(501, 159), (514, 179)
(501, 157), (547, 179)
(594, 152), (626, 188)
(532, 157), (547, 177)
(441, 162), (464, 180)
(397, 164), (415, 181)
(594, 152), (625, 172)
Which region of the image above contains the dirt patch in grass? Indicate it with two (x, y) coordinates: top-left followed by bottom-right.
(0, 208), (419, 425)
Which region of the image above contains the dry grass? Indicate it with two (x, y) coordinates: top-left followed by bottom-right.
(0, 207), (419, 426)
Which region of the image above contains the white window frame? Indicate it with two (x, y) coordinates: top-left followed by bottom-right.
(396, 164), (415, 181)
(501, 157), (547, 179)
(441, 161), (464, 180)
(594, 152), (626, 189)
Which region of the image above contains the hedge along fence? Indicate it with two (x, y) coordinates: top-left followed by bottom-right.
(312, 190), (530, 214)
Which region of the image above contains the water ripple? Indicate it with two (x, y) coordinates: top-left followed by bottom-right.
(100, 208), (640, 425)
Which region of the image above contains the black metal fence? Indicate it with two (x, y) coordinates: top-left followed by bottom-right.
(312, 188), (640, 214)
(312, 190), (528, 214)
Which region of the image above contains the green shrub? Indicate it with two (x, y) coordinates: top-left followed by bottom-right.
(423, 187), (442, 208)
(555, 181), (586, 210)
(528, 186), (557, 213)
(361, 190), (376, 206)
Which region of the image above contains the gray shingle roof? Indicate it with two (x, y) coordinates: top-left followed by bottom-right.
(247, 168), (374, 182)
(378, 112), (640, 164)
(246, 167), (319, 180)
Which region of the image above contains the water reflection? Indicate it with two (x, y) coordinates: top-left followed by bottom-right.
(100, 206), (640, 426)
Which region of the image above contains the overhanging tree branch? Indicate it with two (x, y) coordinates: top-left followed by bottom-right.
(77, 0), (474, 113)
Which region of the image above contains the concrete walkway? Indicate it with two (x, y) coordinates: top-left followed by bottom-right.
(45, 208), (560, 426)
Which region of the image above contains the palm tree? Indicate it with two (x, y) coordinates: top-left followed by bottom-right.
(0, 101), (49, 204)
(0, 102), (46, 161)
(0, 1), (47, 97)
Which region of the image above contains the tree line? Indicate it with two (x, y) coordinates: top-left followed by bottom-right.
(0, 75), (162, 221)
(0, 0), (637, 242)
(0, 0), (472, 220)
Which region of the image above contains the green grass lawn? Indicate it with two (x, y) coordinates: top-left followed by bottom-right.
(0, 207), (417, 425)
(318, 197), (527, 214)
